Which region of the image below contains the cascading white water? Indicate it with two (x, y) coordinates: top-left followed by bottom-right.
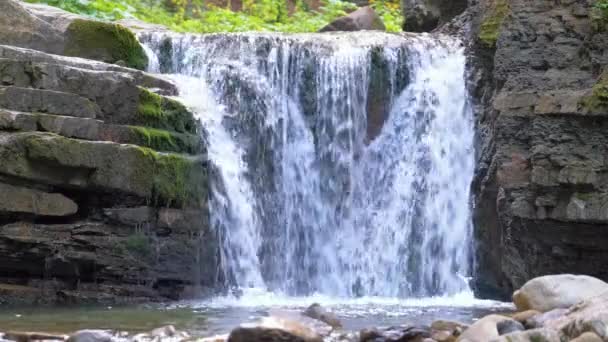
(140, 32), (475, 298)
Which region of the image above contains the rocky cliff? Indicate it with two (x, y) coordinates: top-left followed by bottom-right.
(404, 0), (608, 299)
(465, 0), (608, 298)
(0, 0), (213, 305)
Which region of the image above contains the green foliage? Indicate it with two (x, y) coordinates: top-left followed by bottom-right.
(478, 0), (509, 47)
(580, 70), (608, 112)
(593, 0), (608, 32)
(370, 0), (403, 32)
(124, 233), (152, 257)
(64, 19), (148, 70)
(26, 0), (400, 33)
(130, 126), (200, 154)
(131, 126), (177, 151)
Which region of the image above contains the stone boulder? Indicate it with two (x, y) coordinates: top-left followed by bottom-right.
(513, 275), (608, 312)
(401, 0), (467, 32)
(457, 315), (518, 342)
(67, 330), (113, 342)
(0, 0), (64, 55)
(0, 0), (147, 69)
(319, 7), (385, 32)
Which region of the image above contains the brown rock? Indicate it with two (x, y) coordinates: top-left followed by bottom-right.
(319, 7), (385, 32)
(5, 331), (67, 342)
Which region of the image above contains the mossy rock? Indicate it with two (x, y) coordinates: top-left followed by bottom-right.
(478, 0), (510, 47)
(136, 88), (197, 134)
(592, 5), (608, 32)
(139, 147), (208, 208)
(129, 126), (201, 154)
(64, 19), (148, 70)
(11, 132), (206, 208)
(580, 70), (608, 113)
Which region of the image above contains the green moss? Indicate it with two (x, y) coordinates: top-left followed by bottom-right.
(580, 71), (608, 112)
(137, 87), (163, 121)
(130, 126), (201, 154)
(136, 88), (197, 134)
(573, 192), (595, 201)
(592, 1), (608, 32)
(163, 98), (197, 134)
(134, 147), (206, 208)
(479, 0), (510, 47)
(124, 233), (152, 257)
(131, 126), (176, 151)
(64, 19), (148, 70)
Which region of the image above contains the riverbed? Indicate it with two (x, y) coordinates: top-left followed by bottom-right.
(0, 291), (511, 337)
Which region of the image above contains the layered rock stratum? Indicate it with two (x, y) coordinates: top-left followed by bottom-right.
(0, 0), (213, 305)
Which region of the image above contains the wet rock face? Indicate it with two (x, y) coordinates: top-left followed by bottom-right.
(0, 30), (212, 302)
(470, 0), (608, 298)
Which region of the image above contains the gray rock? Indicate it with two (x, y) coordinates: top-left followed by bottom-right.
(0, 0), (147, 69)
(496, 319), (525, 335)
(67, 330), (113, 342)
(103, 207), (154, 226)
(0, 0), (64, 55)
(490, 328), (561, 342)
(0, 182), (77, 216)
(524, 309), (569, 329)
(471, 0), (608, 298)
(401, 0), (467, 32)
(5, 331), (67, 342)
(0, 86), (100, 118)
(359, 325), (431, 342)
(0, 45), (177, 95)
(319, 7), (385, 32)
(303, 303), (342, 328)
(158, 208), (207, 234)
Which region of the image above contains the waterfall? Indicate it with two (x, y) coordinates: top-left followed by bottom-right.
(140, 32), (475, 298)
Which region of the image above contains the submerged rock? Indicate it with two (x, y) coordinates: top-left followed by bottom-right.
(319, 7), (385, 32)
(359, 325), (431, 342)
(513, 275), (608, 312)
(303, 303), (342, 328)
(67, 330), (112, 342)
